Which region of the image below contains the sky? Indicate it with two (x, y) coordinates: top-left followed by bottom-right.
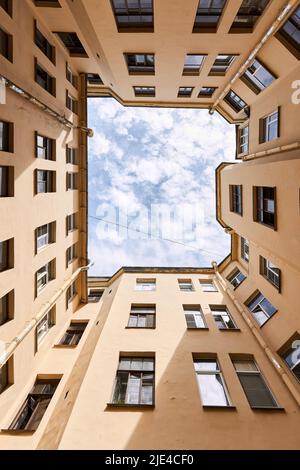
(87, 98), (236, 276)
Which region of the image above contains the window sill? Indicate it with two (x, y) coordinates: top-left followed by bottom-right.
(202, 405), (236, 410)
(125, 326), (156, 330)
(106, 403), (154, 411)
(187, 327), (209, 330)
(1, 429), (36, 436)
(250, 406), (285, 411)
(53, 344), (77, 349)
(218, 328), (241, 332)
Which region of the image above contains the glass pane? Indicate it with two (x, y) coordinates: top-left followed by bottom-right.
(197, 373), (230, 406)
(194, 360), (218, 372)
(239, 374), (277, 407)
(126, 373), (141, 404)
(233, 360), (258, 372)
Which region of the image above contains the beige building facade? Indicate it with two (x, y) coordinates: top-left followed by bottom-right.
(0, 0), (300, 450)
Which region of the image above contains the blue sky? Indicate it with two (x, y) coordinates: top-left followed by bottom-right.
(88, 98), (236, 276)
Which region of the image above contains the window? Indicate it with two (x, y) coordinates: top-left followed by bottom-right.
(87, 73), (103, 85)
(198, 87), (217, 97)
(35, 133), (55, 160)
(209, 54), (236, 75)
(35, 170), (56, 193)
(0, 290), (13, 326)
(35, 23), (55, 63)
(199, 279), (217, 292)
(66, 280), (77, 306)
(246, 291), (277, 326)
(9, 378), (60, 432)
(259, 110), (279, 143)
(178, 279), (194, 291)
(125, 53), (155, 74)
(66, 146), (78, 165)
(35, 222), (55, 252)
(36, 307), (55, 348)
(0, 166), (14, 197)
(111, 356), (155, 406)
(178, 87), (194, 97)
(35, 61), (56, 96)
(210, 305), (238, 330)
(238, 125), (249, 155)
(66, 243), (77, 267)
(230, 0), (270, 33)
(0, 238), (13, 273)
(183, 54), (206, 75)
(227, 268), (246, 289)
(241, 237), (249, 262)
(35, 260), (55, 296)
(193, 0), (227, 32)
(0, 0), (12, 16)
(184, 305), (206, 329)
(232, 358), (278, 408)
(275, 6), (300, 59)
(88, 289), (104, 302)
(127, 305), (156, 328)
(229, 185), (243, 215)
(193, 357), (231, 406)
(111, 0), (154, 32)
(135, 279), (156, 291)
(0, 27), (12, 62)
(0, 120), (13, 153)
(260, 256), (281, 290)
(66, 213), (77, 234)
(59, 321), (88, 346)
(224, 90), (247, 113)
(66, 91), (78, 114)
(133, 86), (155, 97)
(280, 336), (300, 383)
(241, 59), (276, 94)
(55, 32), (88, 57)
(66, 172), (78, 190)
(66, 63), (77, 88)
(253, 186), (276, 228)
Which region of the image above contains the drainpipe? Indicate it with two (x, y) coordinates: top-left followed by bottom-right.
(0, 261), (93, 368)
(0, 73), (93, 136)
(211, 1), (299, 113)
(242, 141), (300, 161)
(211, 262), (300, 406)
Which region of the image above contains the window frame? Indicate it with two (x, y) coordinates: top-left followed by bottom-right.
(259, 109), (280, 144)
(199, 279), (218, 292)
(110, 356), (155, 407)
(259, 256), (281, 291)
(232, 357), (279, 409)
(35, 306), (55, 350)
(127, 305), (156, 329)
(193, 356), (232, 407)
(238, 124), (249, 156)
(34, 21), (55, 64)
(275, 6), (300, 60)
(124, 53), (155, 75)
(229, 0), (271, 33)
(110, 0), (154, 33)
(184, 305), (207, 329)
(253, 186), (277, 230)
(227, 268), (246, 290)
(193, 0), (227, 33)
(210, 305), (239, 330)
(245, 291), (278, 327)
(34, 59), (56, 96)
(178, 279), (195, 291)
(182, 54), (206, 76)
(177, 87), (194, 98)
(209, 54), (237, 76)
(229, 184), (243, 215)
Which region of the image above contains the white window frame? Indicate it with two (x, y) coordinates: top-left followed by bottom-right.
(199, 280), (217, 292)
(194, 358), (232, 407)
(135, 279), (156, 291)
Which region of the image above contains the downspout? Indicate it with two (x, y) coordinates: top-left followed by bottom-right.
(211, 261), (300, 406)
(0, 262), (93, 368)
(242, 141), (300, 161)
(210, 0), (299, 113)
(0, 74), (93, 136)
